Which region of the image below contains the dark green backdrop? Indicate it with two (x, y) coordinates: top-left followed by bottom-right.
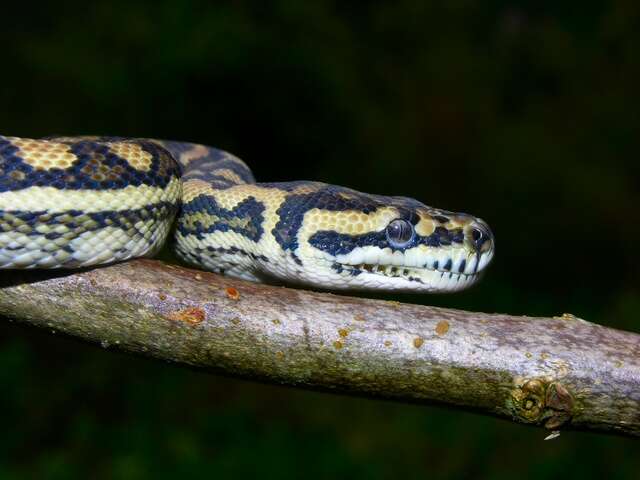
(0, 1), (638, 478)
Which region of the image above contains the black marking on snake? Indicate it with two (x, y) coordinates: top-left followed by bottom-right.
(204, 245), (269, 262)
(330, 262), (364, 277)
(443, 259), (452, 271)
(168, 146), (255, 184)
(1, 203), (176, 238)
(260, 181), (324, 192)
(434, 227), (452, 246)
(308, 221), (459, 257)
(195, 174), (255, 190)
(310, 230), (391, 256)
(179, 194), (265, 242)
(0, 137), (179, 192)
(458, 259), (466, 273)
(272, 185), (399, 256)
(68, 140), (177, 189)
(451, 229), (465, 244)
(44, 231), (63, 240)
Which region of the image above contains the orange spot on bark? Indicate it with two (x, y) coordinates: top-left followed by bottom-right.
(167, 307), (205, 325)
(413, 337), (424, 348)
(338, 329), (349, 338)
(226, 287), (240, 300)
(435, 320), (449, 336)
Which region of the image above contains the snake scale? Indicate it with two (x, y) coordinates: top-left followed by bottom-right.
(0, 136), (494, 292)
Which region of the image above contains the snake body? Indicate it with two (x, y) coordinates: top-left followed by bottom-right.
(0, 136), (494, 292)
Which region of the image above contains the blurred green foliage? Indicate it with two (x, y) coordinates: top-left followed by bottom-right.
(0, 0), (638, 478)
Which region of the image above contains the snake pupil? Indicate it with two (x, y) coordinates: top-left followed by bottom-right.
(386, 219), (414, 248)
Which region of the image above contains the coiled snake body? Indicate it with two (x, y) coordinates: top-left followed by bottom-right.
(0, 136), (494, 292)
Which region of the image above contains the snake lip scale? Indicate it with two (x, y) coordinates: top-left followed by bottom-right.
(0, 135), (495, 293)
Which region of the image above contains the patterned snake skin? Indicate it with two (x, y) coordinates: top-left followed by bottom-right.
(0, 136), (494, 292)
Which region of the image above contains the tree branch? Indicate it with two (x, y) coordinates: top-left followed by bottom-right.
(0, 259), (638, 437)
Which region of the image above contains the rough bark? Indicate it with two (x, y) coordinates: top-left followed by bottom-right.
(0, 259), (638, 437)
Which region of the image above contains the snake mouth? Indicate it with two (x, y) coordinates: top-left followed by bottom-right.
(359, 262), (477, 277)
(343, 262), (479, 291)
(334, 250), (493, 292)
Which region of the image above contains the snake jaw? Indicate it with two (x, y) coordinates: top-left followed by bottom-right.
(344, 264), (482, 292)
(328, 244), (494, 292)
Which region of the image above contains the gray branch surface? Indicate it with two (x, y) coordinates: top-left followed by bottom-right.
(0, 259), (638, 437)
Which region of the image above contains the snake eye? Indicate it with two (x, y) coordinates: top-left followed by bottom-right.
(386, 219), (414, 249)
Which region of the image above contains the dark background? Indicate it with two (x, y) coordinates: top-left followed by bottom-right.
(0, 1), (638, 478)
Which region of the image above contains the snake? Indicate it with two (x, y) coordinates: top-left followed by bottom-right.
(0, 135), (494, 292)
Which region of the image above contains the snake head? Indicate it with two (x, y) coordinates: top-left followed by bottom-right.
(271, 184), (495, 292)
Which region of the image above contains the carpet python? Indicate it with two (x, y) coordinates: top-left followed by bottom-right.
(0, 136), (494, 292)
